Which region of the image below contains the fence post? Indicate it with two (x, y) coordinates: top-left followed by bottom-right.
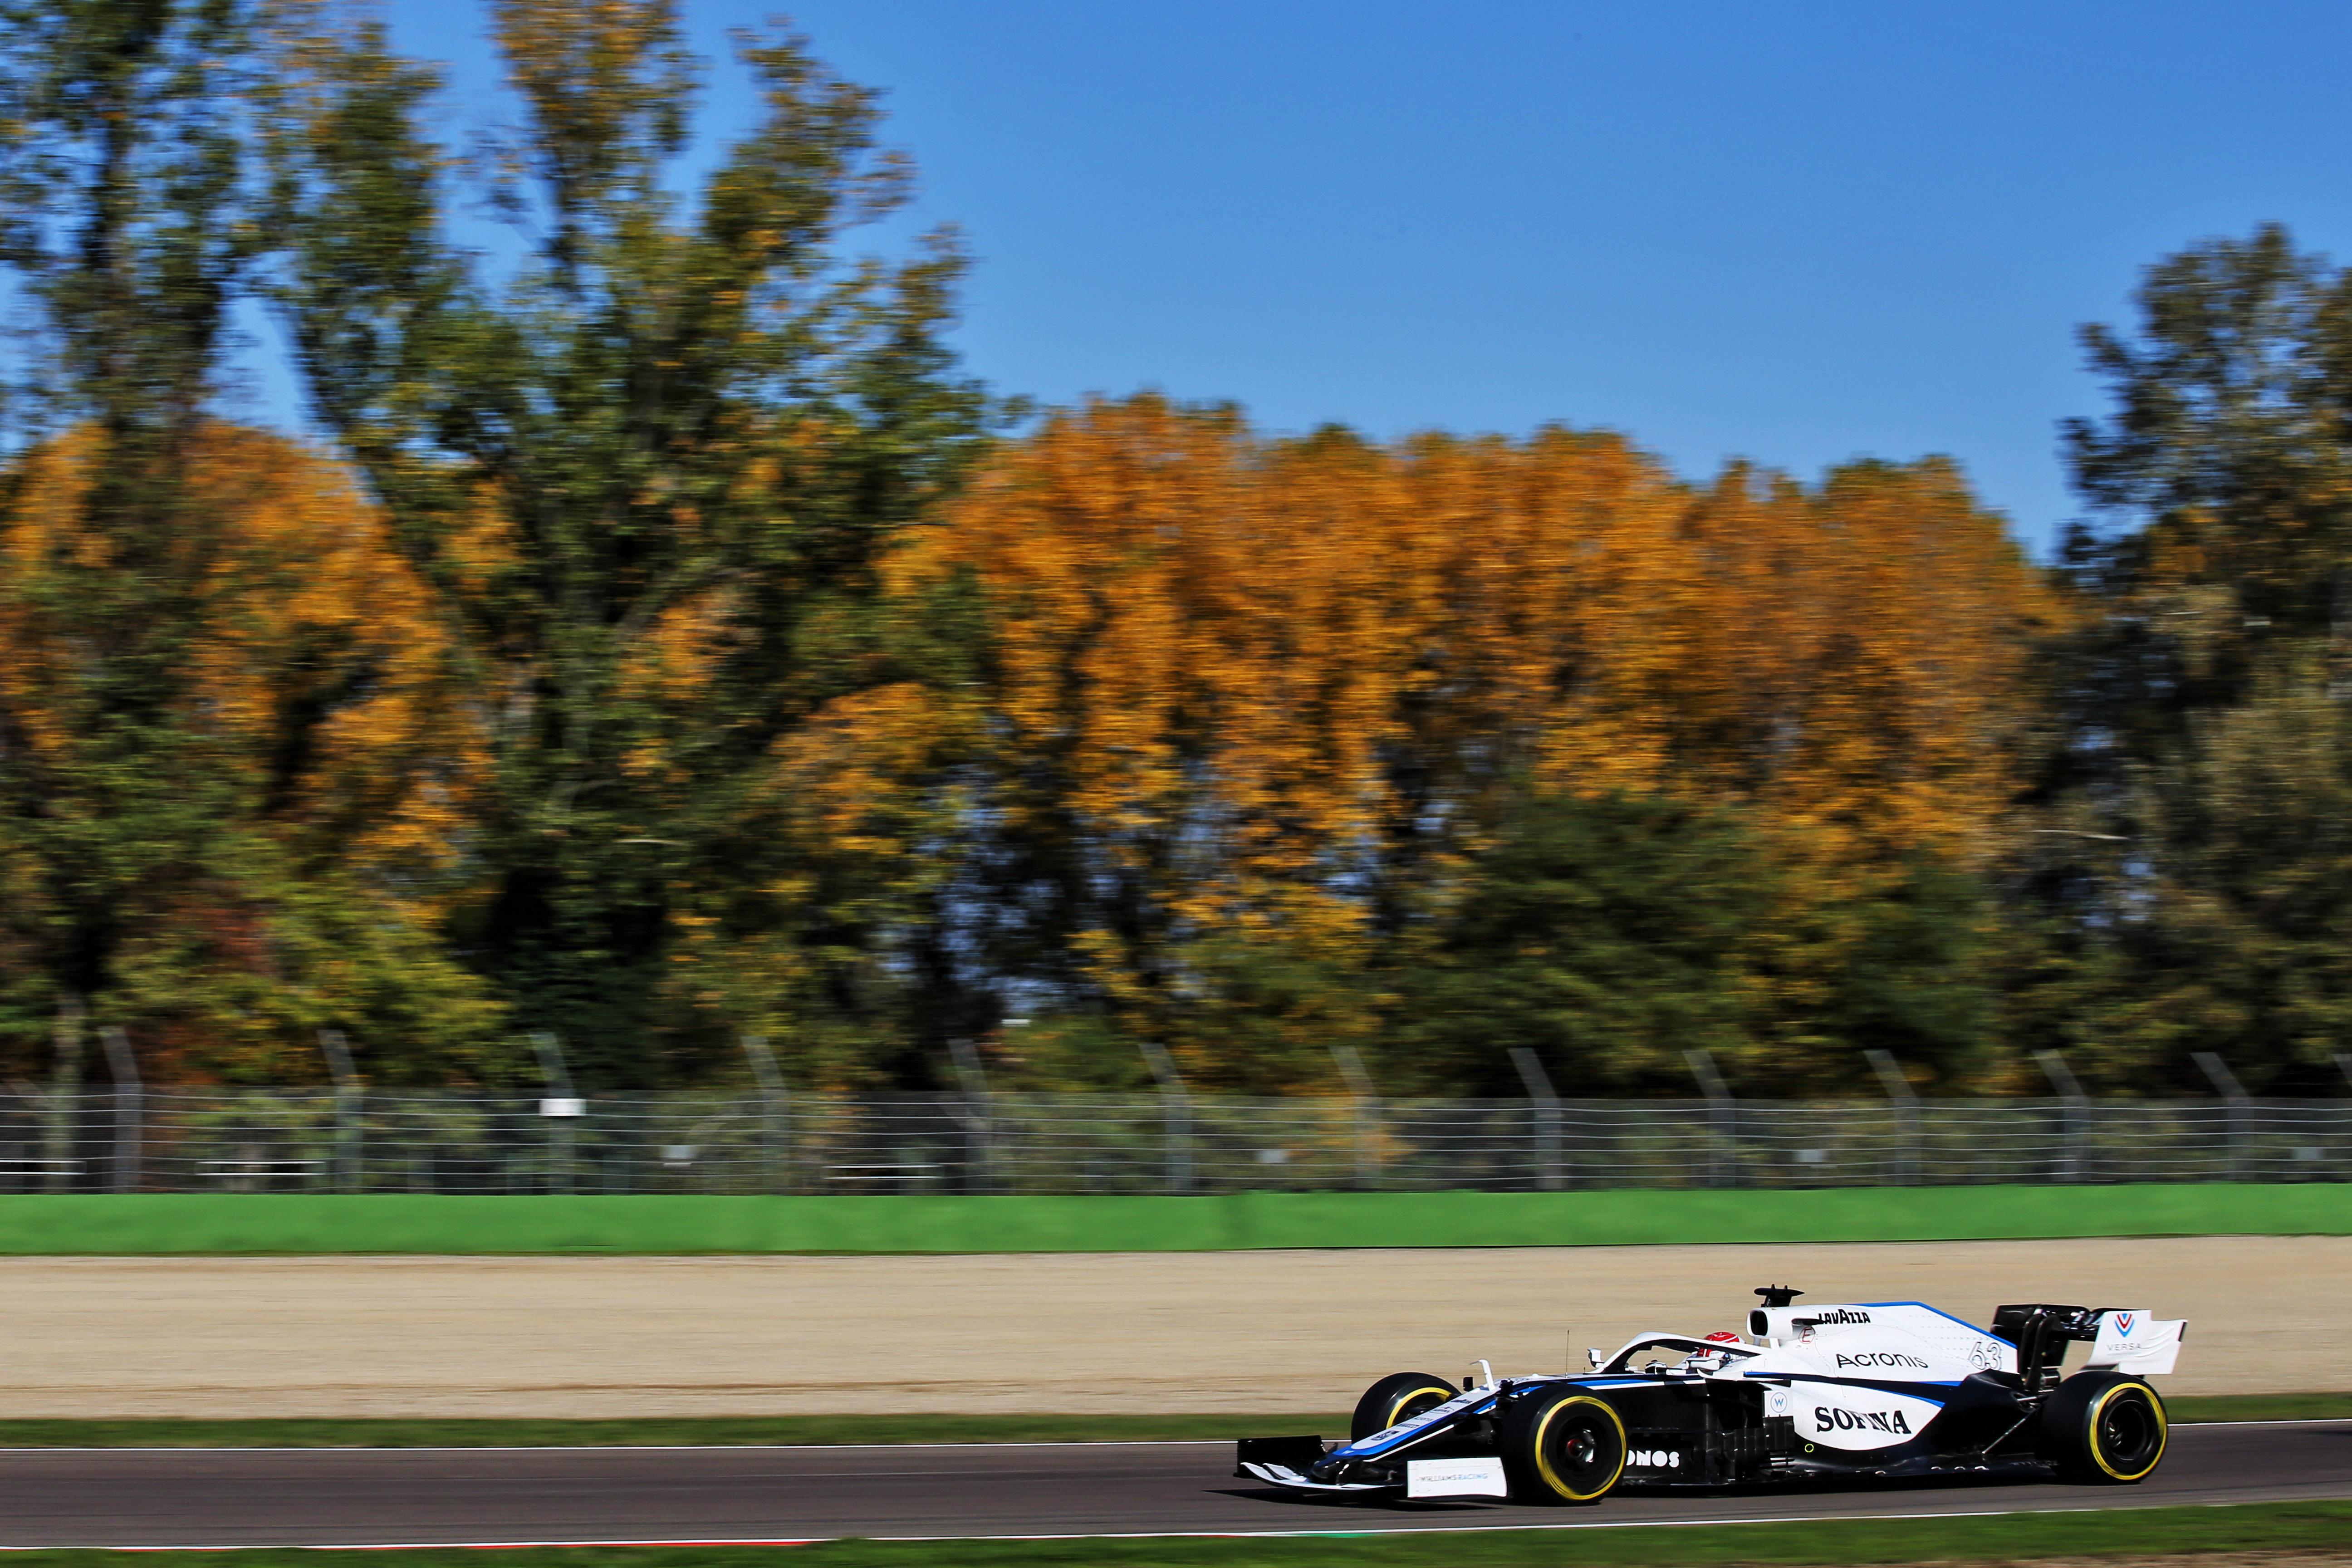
(530, 1033), (578, 1194)
(100, 1027), (140, 1194)
(2193, 1051), (2249, 1183)
(1330, 1044), (1381, 1191)
(1138, 1042), (1193, 1195)
(44, 995), (86, 1192)
(1685, 1049), (1735, 1189)
(2035, 1051), (2087, 1184)
(949, 1038), (994, 1194)
(1509, 1048), (1563, 1191)
(741, 1035), (790, 1195)
(2336, 1054), (2352, 1168)
(1864, 1049), (1919, 1187)
(319, 1031), (363, 1193)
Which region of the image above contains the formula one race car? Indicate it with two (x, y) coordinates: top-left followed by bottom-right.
(1236, 1287), (2185, 1504)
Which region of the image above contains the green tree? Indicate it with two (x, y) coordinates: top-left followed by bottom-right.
(2022, 224), (2352, 1091)
(263, 0), (992, 1086)
(1381, 789), (1993, 1097)
(1380, 791), (1777, 1095)
(0, 3), (510, 1087)
(1749, 848), (1992, 1095)
(0, 0), (259, 1071)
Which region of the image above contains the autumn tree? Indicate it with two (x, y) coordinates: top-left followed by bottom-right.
(897, 396), (2045, 1093)
(1, 425), (507, 1079)
(263, 0), (991, 1087)
(0, 0), (509, 1084)
(0, 0), (263, 1075)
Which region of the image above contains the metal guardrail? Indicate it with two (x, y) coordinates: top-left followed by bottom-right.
(0, 1090), (2346, 1194)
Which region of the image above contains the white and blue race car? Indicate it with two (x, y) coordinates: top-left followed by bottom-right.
(1237, 1287), (2185, 1504)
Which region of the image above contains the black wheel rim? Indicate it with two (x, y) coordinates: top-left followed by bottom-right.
(1541, 1410), (1615, 1490)
(2099, 1391), (2161, 1470)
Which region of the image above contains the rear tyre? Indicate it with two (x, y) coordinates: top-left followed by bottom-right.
(2042, 1372), (2167, 1482)
(1499, 1387), (1627, 1504)
(1349, 1372), (1457, 1441)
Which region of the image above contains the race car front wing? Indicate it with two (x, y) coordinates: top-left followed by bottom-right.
(1236, 1375), (1818, 1498)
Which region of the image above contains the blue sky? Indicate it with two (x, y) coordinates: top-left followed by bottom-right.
(358, 0), (2352, 555)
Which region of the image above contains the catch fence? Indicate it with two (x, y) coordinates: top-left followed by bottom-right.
(0, 1090), (2347, 1194)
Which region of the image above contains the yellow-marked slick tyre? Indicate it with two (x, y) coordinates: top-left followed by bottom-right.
(1349, 1372), (1457, 1441)
(2042, 1372), (2168, 1483)
(1499, 1388), (1627, 1504)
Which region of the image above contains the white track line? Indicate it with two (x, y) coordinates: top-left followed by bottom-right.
(0, 1500), (2249, 1552)
(875, 1501), (2248, 1544)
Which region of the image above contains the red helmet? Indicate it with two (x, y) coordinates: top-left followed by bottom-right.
(1703, 1330), (1744, 1344)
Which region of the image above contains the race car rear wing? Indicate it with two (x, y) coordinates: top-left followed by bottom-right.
(2084, 1309), (2185, 1376)
(1993, 1303), (2186, 1387)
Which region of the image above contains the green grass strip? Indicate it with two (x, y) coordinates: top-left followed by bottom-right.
(2, 1499), (2351, 1565)
(0, 1392), (2338, 1448)
(2, 1183), (2348, 1254)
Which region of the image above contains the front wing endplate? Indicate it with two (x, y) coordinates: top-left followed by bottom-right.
(1235, 1460), (1391, 1491)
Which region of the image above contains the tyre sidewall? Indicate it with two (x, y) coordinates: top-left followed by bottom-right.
(1499, 1388), (1627, 1504)
(2042, 1372), (2167, 1482)
(1350, 1372), (1458, 1442)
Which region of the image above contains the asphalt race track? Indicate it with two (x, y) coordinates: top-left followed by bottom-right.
(0, 1423), (2346, 1548)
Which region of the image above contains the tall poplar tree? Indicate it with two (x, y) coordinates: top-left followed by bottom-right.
(2021, 225), (2352, 1091)
(264, 0), (990, 1086)
(0, 0), (261, 1070)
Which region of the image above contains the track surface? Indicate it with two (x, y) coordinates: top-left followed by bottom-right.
(0, 1423), (2346, 1547)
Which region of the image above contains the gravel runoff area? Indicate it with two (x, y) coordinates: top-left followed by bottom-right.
(0, 1235), (2330, 1418)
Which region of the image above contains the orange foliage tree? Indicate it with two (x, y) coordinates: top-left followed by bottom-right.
(893, 396), (2052, 1092)
(0, 425), (505, 1082)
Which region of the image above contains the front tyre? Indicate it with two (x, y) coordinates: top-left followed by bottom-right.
(1500, 1388), (1627, 1504)
(1350, 1372), (1457, 1441)
(2042, 1372), (2168, 1482)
